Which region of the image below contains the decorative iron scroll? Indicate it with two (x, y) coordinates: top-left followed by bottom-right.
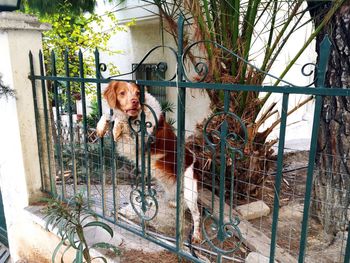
(98, 46), (178, 81)
(202, 111), (248, 254)
(301, 63), (317, 87)
(181, 40), (317, 87)
(97, 37), (317, 87)
(128, 103), (159, 221)
(203, 112), (248, 154)
(202, 208), (243, 254)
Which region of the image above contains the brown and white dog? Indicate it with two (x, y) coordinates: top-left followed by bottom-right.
(96, 81), (201, 242)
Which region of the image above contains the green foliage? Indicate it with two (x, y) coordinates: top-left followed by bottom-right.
(44, 193), (120, 263)
(24, 2), (133, 98)
(41, 5), (121, 93)
(24, 0), (98, 15)
(152, 0), (344, 146)
(86, 95), (99, 128)
(160, 100), (175, 114)
(160, 100), (176, 127)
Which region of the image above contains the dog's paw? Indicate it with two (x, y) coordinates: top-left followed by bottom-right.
(192, 230), (202, 244)
(96, 115), (109, 137)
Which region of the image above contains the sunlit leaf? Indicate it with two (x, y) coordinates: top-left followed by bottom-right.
(83, 221), (114, 238)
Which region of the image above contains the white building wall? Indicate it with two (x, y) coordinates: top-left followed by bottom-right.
(252, 2), (317, 149)
(0, 12), (78, 261)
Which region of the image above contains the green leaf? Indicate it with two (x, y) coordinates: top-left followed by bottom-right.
(91, 242), (120, 255)
(75, 244), (83, 263)
(51, 217), (65, 232)
(45, 214), (57, 231)
(91, 256), (108, 263)
(80, 214), (93, 224)
(60, 244), (72, 263)
(83, 221), (114, 238)
(57, 220), (69, 237)
(67, 229), (79, 250)
(52, 239), (64, 263)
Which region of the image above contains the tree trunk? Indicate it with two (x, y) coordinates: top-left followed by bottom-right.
(310, 0), (350, 234)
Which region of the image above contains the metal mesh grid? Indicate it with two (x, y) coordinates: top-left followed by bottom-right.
(50, 101), (350, 263)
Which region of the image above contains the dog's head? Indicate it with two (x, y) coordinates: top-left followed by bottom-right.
(103, 81), (141, 117)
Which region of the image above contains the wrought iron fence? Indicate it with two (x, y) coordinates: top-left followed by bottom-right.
(29, 15), (350, 263)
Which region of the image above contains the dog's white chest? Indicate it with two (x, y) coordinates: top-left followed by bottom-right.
(113, 127), (152, 165)
(115, 133), (138, 161)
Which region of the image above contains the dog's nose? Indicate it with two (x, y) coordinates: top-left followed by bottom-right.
(131, 98), (138, 105)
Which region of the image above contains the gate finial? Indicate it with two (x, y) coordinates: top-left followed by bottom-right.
(317, 35), (332, 87)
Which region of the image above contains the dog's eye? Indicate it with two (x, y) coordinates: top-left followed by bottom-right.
(119, 91), (125, 96)
(135, 91), (140, 96)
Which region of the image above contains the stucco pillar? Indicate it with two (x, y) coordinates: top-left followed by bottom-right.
(0, 12), (51, 261)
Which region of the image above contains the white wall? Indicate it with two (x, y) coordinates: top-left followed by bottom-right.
(0, 12), (76, 262)
(252, 2), (317, 150)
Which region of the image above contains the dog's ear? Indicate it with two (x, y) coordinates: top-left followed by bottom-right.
(103, 81), (119, 109)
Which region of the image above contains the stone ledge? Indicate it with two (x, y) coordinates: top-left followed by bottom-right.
(24, 205), (166, 262)
(236, 200), (270, 220)
(246, 252), (277, 263)
(0, 12), (51, 31)
(24, 205), (119, 262)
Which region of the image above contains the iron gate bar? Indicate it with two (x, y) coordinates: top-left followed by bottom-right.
(218, 90), (229, 263)
(201, 95), (246, 258)
(64, 49), (78, 196)
(107, 97), (118, 223)
(39, 50), (55, 196)
(29, 75), (350, 97)
(95, 48), (107, 217)
(140, 84), (147, 233)
(229, 150), (236, 222)
(50, 51), (62, 197)
(344, 226), (350, 263)
(218, 91), (229, 248)
(211, 150), (217, 212)
(29, 51), (45, 192)
(116, 80), (350, 97)
(175, 13), (186, 255)
(109, 110), (117, 223)
(298, 36), (331, 263)
(78, 50), (91, 207)
(269, 93), (289, 263)
(298, 95), (323, 262)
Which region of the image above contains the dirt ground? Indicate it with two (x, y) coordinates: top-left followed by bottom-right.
(120, 250), (189, 263)
(250, 151), (347, 263)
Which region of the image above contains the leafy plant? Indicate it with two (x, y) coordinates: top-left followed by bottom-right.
(161, 100), (176, 127)
(44, 193), (120, 263)
(160, 100), (175, 114)
(86, 96), (99, 129)
(24, 1), (134, 103)
(148, 0), (344, 196)
(23, 0), (98, 15)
